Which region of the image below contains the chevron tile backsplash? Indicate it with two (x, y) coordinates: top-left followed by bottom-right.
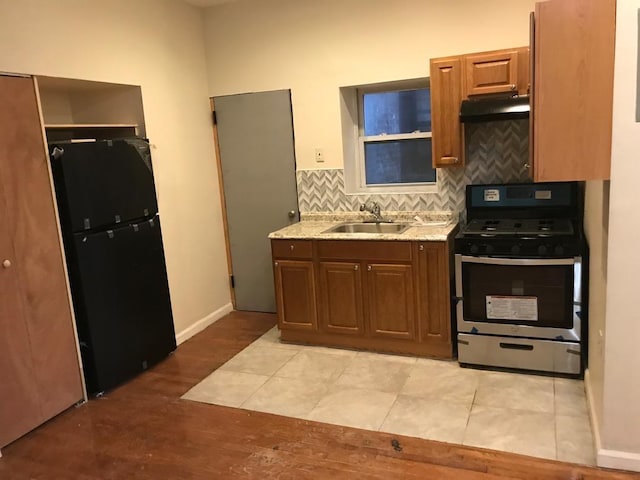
(297, 119), (530, 217)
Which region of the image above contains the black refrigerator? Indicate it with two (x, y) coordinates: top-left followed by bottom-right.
(50, 138), (176, 395)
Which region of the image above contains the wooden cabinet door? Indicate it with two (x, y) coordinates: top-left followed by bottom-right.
(533, 0), (615, 181)
(274, 260), (317, 331)
(415, 242), (452, 357)
(0, 75), (84, 448)
(366, 263), (416, 341)
(318, 261), (364, 335)
(430, 56), (464, 168)
(0, 188), (44, 448)
(464, 50), (518, 97)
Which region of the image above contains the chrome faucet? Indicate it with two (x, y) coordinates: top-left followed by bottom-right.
(359, 201), (385, 223)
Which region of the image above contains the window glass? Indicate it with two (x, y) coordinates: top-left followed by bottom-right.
(363, 89), (431, 136)
(364, 138), (435, 185)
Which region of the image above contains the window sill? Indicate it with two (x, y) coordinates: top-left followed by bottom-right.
(344, 183), (439, 195)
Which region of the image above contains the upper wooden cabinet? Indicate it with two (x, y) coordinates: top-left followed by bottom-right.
(532, 0), (615, 181)
(465, 48), (530, 97)
(430, 57), (464, 168)
(430, 47), (529, 169)
(37, 76), (146, 141)
(0, 75), (84, 448)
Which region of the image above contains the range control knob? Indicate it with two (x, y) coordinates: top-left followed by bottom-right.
(511, 244), (521, 255)
(554, 245), (565, 256)
(537, 244), (548, 256)
(485, 244), (494, 254)
(469, 244), (479, 254)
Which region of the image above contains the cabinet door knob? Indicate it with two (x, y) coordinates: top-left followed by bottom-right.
(288, 210), (296, 218)
(2, 259), (11, 268)
(274, 261), (279, 267)
(367, 265), (372, 271)
(419, 245), (424, 251)
(354, 264), (359, 271)
(290, 244), (295, 251)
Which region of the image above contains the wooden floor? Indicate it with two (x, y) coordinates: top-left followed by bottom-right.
(1, 311), (638, 480)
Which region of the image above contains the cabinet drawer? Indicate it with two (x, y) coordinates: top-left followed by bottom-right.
(317, 241), (412, 262)
(271, 239), (313, 259)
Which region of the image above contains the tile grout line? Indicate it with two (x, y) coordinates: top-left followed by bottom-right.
(376, 393), (401, 433)
(304, 351), (357, 420)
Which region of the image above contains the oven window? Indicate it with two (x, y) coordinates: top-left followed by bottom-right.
(461, 263), (574, 328)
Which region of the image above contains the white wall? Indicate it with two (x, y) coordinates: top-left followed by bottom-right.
(0, 0), (231, 336)
(598, 0), (640, 469)
(203, 0), (537, 170)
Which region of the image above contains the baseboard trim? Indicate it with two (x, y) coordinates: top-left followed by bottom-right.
(175, 303), (234, 345)
(597, 449), (640, 472)
(584, 369), (602, 452)
(585, 369), (640, 472)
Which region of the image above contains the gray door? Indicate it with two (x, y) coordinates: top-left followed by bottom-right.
(215, 90), (298, 312)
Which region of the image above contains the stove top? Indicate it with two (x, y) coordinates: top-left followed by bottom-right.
(462, 218), (574, 237)
(456, 182), (585, 258)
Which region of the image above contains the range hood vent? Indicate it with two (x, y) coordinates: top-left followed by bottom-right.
(460, 94), (530, 123)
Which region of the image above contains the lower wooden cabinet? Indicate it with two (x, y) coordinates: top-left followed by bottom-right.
(367, 263), (416, 341)
(271, 237), (454, 358)
(415, 242), (453, 358)
(318, 261), (364, 335)
(273, 259), (317, 331)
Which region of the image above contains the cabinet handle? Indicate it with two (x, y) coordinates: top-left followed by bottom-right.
(510, 84), (517, 91)
(419, 245), (424, 251)
(289, 244), (295, 251)
(367, 265), (372, 271)
(274, 261), (279, 267)
(441, 156), (459, 165)
(354, 264), (359, 271)
(2, 259), (11, 268)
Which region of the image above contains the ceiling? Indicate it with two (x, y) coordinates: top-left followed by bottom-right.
(181, 0), (237, 6)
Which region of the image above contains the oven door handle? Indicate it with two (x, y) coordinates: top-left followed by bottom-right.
(458, 255), (577, 267)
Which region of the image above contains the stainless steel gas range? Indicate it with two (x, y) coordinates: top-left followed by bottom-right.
(454, 182), (587, 376)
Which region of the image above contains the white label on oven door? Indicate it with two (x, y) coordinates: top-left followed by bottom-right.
(486, 295), (538, 321)
(484, 189), (500, 202)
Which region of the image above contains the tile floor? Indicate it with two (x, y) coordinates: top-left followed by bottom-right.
(182, 327), (595, 465)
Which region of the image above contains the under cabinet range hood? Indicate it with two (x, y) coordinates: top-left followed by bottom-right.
(460, 94), (530, 123)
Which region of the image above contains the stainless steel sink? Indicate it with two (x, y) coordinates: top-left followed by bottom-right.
(323, 222), (411, 234)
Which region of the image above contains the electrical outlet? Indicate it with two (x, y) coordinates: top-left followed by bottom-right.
(314, 148), (325, 163)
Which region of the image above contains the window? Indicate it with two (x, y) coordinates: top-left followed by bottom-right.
(356, 87), (435, 192)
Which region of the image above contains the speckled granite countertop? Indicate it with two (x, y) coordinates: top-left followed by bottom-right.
(268, 211), (459, 242)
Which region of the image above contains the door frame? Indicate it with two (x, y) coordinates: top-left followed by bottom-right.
(210, 97), (236, 308)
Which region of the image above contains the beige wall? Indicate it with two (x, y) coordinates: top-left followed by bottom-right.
(599, 0), (640, 461)
(0, 0), (231, 335)
(203, 0), (537, 170)
(583, 181), (609, 436)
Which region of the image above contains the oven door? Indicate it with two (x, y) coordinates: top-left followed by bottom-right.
(455, 255), (582, 341)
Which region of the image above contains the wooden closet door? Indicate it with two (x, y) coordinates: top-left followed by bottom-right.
(0, 75), (83, 446)
(0, 180), (43, 448)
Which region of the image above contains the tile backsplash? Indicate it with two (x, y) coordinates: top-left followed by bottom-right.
(297, 119), (530, 218)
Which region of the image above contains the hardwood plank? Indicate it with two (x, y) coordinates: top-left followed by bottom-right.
(1, 311), (639, 479)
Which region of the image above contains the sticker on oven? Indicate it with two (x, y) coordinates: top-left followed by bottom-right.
(486, 296), (538, 321)
(484, 189), (500, 202)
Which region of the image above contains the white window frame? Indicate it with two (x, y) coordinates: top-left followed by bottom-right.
(352, 85), (437, 195)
